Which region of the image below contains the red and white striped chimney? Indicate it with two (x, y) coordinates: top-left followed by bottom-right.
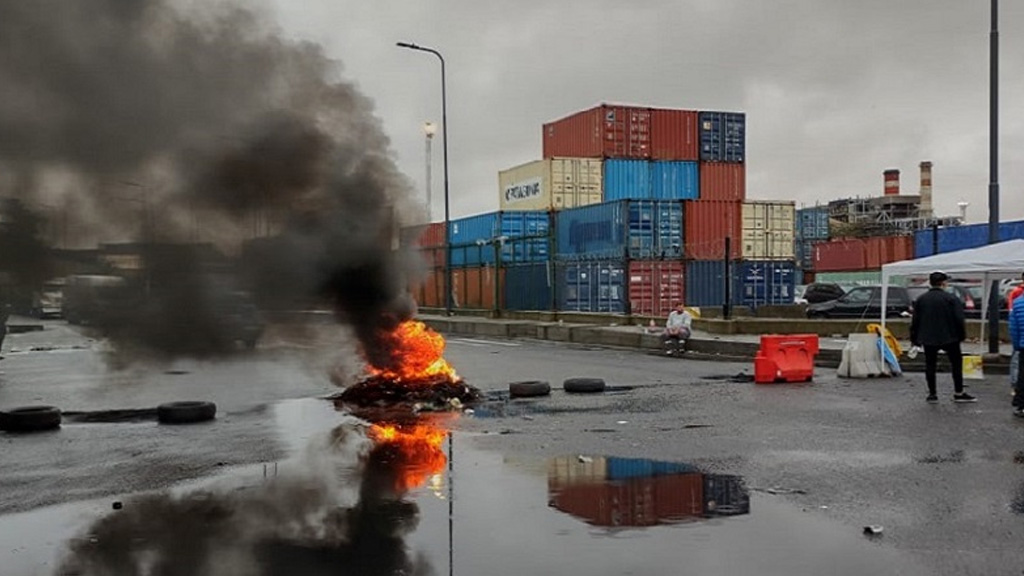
(919, 161), (933, 217)
(883, 169), (900, 196)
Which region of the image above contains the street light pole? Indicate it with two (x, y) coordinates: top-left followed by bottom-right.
(398, 42), (452, 316)
(424, 121), (436, 221)
(987, 0), (1000, 353)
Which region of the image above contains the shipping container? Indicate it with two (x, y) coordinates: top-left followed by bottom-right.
(913, 219), (1024, 258)
(812, 238), (866, 272)
(555, 200), (684, 260)
(550, 475), (703, 527)
(698, 111), (745, 163)
(548, 456), (609, 490)
(504, 262), (553, 311)
(796, 206), (830, 241)
(685, 260), (797, 307)
(498, 158), (603, 211)
(650, 108), (699, 160)
(556, 260), (626, 313)
(399, 221), (446, 248)
(409, 268), (443, 308)
(703, 474), (750, 516)
(606, 458), (699, 480)
(795, 239), (816, 270)
(802, 270), (816, 285)
(415, 245), (446, 269)
(863, 236), (914, 269)
(451, 266), (504, 310)
(543, 104), (652, 159)
(683, 200), (742, 260)
(449, 211), (551, 266)
(627, 260), (685, 317)
(698, 162), (746, 201)
(740, 200), (795, 260)
(603, 159), (652, 201)
(651, 161), (699, 200)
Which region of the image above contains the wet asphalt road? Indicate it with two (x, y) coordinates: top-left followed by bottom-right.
(1, 321), (1023, 575)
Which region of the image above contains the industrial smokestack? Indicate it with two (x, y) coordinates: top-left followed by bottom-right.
(883, 169), (900, 196)
(919, 161), (934, 217)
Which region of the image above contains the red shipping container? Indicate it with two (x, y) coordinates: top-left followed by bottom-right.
(684, 200), (743, 260)
(409, 269), (443, 308)
(415, 245), (446, 269)
(653, 474), (704, 521)
(451, 267), (504, 310)
(628, 260), (685, 317)
(863, 236), (914, 269)
(650, 108), (699, 161)
(543, 105), (652, 159)
(813, 239), (867, 272)
(699, 162), (746, 201)
(400, 222), (446, 248)
(802, 270), (816, 285)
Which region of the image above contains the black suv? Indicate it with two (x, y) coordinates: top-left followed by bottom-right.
(802, 283), (846, 304)
(806, 285), (912, 319)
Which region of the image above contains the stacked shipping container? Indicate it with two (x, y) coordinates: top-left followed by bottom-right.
(407, 103), (799, 314)
(913, 219), (1024, 258)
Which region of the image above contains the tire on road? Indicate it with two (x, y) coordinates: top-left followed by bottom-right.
(509, 380), (551, 398)
(157, 401), (217, 425)
(563, 377), (606, 394)
(0, 406), (62, 433)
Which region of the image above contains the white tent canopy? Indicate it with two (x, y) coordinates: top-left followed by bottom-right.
(879, 238), (1024, 349)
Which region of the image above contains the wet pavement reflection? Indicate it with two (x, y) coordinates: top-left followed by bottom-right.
(0, 398), (933, 576)
(548, 456), (749, 527)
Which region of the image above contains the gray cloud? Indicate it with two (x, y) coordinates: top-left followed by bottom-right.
(270, 0), (1024, 223)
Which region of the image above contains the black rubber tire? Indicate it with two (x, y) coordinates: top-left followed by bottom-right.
(157, 401), (217, 425)
(0, 406), (62, 433)
(509, 380), (551, 398)
(563, 377), (606, 394)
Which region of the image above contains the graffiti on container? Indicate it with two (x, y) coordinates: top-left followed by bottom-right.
(568, 220), (613, 250)
(504, 178), (543, 204)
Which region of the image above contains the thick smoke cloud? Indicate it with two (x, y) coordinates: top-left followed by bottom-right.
(57, 424), (435, 576)
(0, 0), (424, 360)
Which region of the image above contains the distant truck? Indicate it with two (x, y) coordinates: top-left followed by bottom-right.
(62, 275), (128, 325)
(31, 278), (67, 319)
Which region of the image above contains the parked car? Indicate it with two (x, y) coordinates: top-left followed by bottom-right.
(907, 283), (1008, 319)
(806, 285), (913, 319)
(31, 278), (66, 319)
(802, 282), (846, 304)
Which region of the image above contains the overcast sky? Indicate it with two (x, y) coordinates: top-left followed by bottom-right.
(265, 0), (1024, 224)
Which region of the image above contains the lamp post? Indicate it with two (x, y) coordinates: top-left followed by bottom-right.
(424, 121), (436, 221)
(987, 0), (1000, 353)
(397, 42), (452, 316)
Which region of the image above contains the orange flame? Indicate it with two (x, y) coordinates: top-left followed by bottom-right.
(369, 422), (448, 492)
(367, 321), (458, 383)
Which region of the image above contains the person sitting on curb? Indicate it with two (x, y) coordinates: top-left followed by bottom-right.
(1009, 286), (1024, 418)
(662, 303), (693, 356)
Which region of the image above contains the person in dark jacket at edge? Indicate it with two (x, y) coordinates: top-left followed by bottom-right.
(910, 271), (977, 404)
(1009, 286), (1024, 418)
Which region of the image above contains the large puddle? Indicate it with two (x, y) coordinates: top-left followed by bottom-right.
(0, 398), (928, 575)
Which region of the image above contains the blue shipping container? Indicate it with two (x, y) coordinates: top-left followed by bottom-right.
(795, 239), (816, 269)
(796, 206), (830, 241)
(555, 200), (684, 260)
(603, 160), (652, 201)
(555, 260), (626, 313)
(651, 161), (699, 200)
(504, 262), (553, 311)
(913, 219), (1024, 258)
(449, 211), (551, 266)
(606, 458), (699, 481)
(698, 111), (746, 163)
(686, 260), (796, 308)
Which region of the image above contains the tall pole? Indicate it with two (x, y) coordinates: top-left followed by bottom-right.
(398, 42), (452, 316)
(988, 0), (1000, 353)
(424, 122), (435, 221)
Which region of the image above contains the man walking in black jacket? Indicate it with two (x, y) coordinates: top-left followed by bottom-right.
(910, 271), (977, 403)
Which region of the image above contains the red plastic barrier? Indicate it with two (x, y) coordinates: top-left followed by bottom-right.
(754, 334), (820, 384)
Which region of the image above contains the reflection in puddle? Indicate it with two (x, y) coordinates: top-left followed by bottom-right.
(548, 456), (750, 527)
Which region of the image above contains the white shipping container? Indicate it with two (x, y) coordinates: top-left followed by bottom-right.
(741, 200), (795, 260)
(498, 158), (604, 211)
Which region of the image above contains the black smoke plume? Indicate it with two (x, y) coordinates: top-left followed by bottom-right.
(0, 0), (424, 360)
(57, 425), (435, 576)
